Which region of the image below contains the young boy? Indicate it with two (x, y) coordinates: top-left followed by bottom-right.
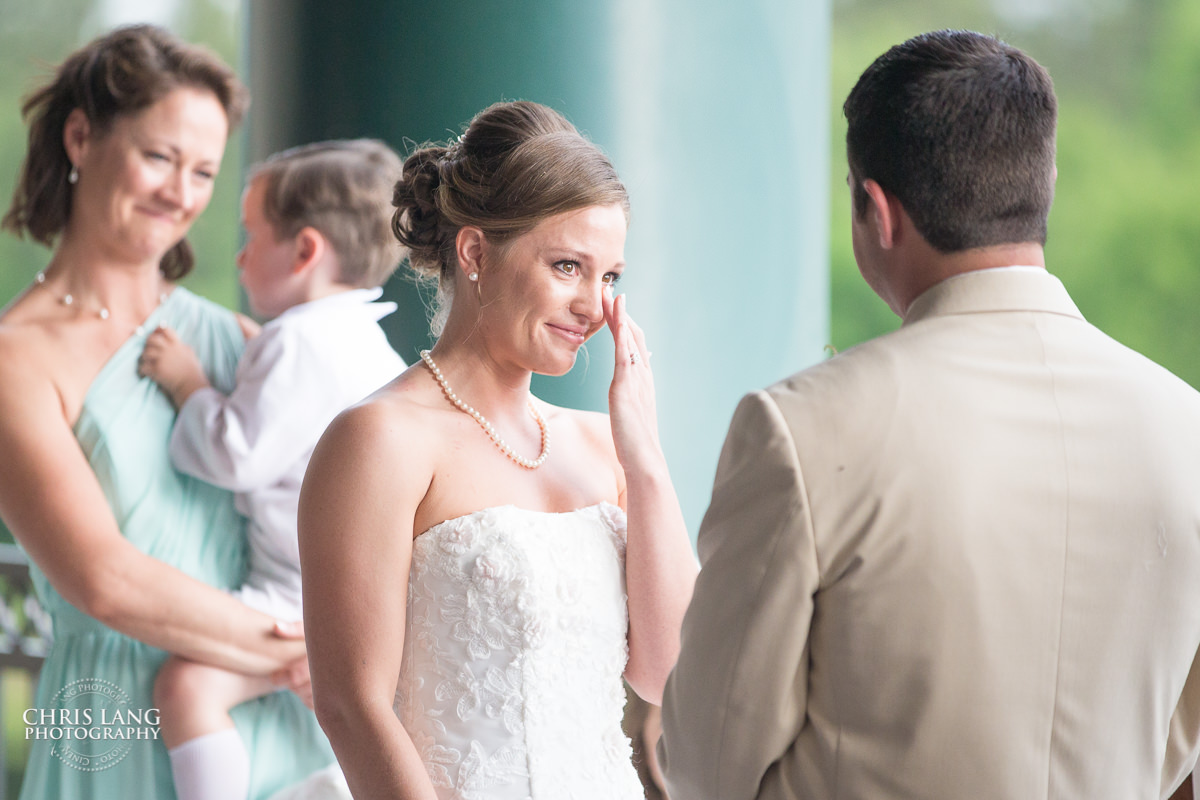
(138, 139), (406, 800)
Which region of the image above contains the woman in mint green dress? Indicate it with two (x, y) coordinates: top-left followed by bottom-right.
(0, 25), (335, 799)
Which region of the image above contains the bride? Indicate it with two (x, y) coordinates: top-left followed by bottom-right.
(297, 100), (698, 800)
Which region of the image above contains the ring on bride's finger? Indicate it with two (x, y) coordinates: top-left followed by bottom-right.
(629, 351), (641, 365)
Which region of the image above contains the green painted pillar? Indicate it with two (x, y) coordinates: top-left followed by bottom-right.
(247, 0), (830, 532)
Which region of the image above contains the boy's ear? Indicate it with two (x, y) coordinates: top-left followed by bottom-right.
(292, 226), (326, 275)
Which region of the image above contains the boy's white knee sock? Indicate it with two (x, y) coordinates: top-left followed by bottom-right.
(168, 728), (250, 800)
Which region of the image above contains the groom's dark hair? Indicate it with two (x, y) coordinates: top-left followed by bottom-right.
(843, 29), (1057, 253)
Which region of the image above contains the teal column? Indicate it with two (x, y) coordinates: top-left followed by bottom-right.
(247, 0), (831, 532)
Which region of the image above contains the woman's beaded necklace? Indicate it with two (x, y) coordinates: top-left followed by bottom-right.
(35, 270), (168, 335)
(36, 270), (110, 319)
(420, 349), (550, 470)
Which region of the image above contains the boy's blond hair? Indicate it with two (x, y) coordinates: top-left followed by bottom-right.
(250, 139), (405, 288)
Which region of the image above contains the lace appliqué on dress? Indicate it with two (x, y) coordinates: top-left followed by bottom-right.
(395, 504), (644, 800)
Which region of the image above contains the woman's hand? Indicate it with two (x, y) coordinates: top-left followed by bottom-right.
(271, 621), (314, 709)
(603, 289), (663, 479)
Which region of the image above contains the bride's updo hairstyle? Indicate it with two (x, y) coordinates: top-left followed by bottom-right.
(392, 101), (629, 335)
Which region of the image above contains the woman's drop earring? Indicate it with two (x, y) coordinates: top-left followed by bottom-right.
(68, 165), (79, 185)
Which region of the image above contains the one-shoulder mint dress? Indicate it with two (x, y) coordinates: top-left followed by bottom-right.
(14, 288), (335, 800)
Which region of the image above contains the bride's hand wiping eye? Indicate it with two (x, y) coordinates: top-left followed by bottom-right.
(604, 287), (661, 478)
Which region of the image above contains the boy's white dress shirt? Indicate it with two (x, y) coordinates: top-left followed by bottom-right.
(170, 288), (406, 619)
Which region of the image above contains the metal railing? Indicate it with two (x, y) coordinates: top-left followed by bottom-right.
(0, 543), (50, 799)
(0, 544), (50, 670)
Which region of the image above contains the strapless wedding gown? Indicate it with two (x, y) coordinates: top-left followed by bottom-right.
(395, 503), (644, 800)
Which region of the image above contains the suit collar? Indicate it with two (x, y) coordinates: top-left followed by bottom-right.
(902, 267), (1084, 327)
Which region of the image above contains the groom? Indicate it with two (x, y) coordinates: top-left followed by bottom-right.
(659, 29), (1200, 800)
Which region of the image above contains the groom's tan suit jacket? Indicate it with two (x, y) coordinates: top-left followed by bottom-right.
(661, 268), (1200, 800)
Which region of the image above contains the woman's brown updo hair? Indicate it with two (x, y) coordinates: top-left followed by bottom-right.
(391, 101), (629, 335)
(1, 24), (250, 281)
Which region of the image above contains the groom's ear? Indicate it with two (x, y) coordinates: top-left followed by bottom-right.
(862, 179), (903, 250)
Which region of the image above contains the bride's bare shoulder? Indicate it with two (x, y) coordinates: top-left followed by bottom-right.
(317, 362), (448, 456)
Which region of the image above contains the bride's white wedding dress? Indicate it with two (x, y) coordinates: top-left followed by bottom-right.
(396, 503), (645, 800)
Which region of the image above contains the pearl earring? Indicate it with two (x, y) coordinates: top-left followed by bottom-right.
(68, 165), (79, 185)
(468, 272), (479, 282)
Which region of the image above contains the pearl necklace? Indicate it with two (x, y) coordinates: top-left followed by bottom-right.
(36, 270), (169, 334)
(420, 349), (550, 469)
(36, 270), (110, 319)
